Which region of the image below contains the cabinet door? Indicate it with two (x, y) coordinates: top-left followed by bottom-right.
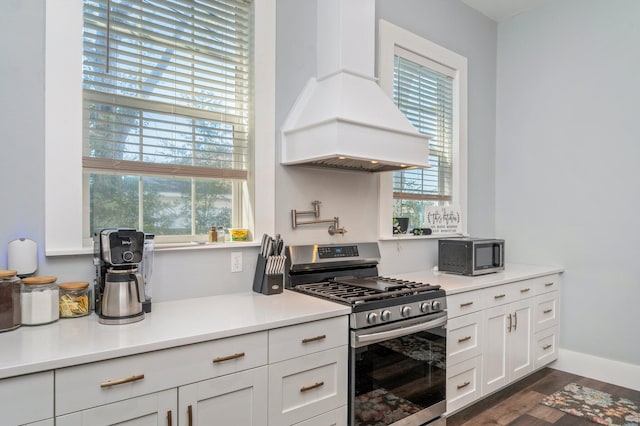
(0, 371), (53, 425)
(56, 389), (176, 426)
(482, 305), (509, 395)
(178, 366), (267, 426)
(508, 299), (533, 382)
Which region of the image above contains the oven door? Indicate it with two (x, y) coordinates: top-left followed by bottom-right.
(349, 312), (447, 426)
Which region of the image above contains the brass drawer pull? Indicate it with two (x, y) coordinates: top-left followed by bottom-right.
(457, 381), (471, 390)
(188, 405), (193, 426)
(167, 410), (173, 426)
(302, 335), (327, 344)
(100, 374), (145, 388)
(520, 288), (531, 293)
(545, 282), (554, 287)
(213, 352), (246, 363)
(494, 294), (506, 299)
(543, 309), (553, 314)
(300, 381), (324, 393)
(543, 344), (552, 350)
(460, 302), (473, 307)
(458, 335), (472, 343)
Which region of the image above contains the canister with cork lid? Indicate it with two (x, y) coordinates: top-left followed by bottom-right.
(59, 281), (90, 318)
(0, 270), (21, 332)
(21, 276), (59, 325)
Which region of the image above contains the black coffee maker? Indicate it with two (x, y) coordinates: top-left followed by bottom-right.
(94, 228), (146, 325)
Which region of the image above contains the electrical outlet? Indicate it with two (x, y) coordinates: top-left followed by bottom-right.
(231, 251), (243, 273)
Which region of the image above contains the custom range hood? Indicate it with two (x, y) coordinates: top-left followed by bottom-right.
(281, 0), (430, 173)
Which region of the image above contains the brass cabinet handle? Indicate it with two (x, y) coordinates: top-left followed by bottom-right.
(513, 311), (518, 331)
(100, 374), (145, 388)
(494, 294), (506, 299)
(167, 410), (172, 426)
(302, 335), (326, 344)
(508, 313), (512, 332)
(460, 301), (473, 307)
(545, 282), (554, 287)
(213, 352), (245, 363)
(188, 405), (193, 426)
(543, 344), (552, 350)
(543, 309), (553, 314)
(520, 288), (531, 293)
(300, 381), (324, 393)
(457, 381), (471, 390)
(458, 335), (472, 343)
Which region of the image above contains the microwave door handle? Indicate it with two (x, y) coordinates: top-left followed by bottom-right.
(354, 315), (447, 347)
(494, 243), (503, 267)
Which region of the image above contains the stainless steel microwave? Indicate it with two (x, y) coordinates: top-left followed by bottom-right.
(438, 238), (505, 276)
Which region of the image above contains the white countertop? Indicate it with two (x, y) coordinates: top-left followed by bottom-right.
(394, 263), (563, 295)
(0, 290), (350, 380)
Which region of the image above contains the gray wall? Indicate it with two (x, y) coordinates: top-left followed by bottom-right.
(496, 0), (640, 365)
(0, 1), (496, 298)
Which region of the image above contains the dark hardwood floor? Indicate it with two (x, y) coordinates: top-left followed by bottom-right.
(446, 368), (640, 425)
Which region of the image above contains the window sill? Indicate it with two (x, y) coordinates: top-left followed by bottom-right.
(46, 241), (260, 257)
(378, 233), (466, 241)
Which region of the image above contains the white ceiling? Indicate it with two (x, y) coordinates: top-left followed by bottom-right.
(462, 0), (552, 22)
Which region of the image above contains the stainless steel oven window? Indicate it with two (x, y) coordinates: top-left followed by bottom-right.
(349, 313), (447, 425)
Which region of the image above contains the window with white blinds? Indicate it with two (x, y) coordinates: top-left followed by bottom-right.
(82, 0), (252, 238)
(392, 50), (455, 227)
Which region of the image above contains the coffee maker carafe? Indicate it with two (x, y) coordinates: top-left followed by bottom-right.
(94, 228), (146, 325)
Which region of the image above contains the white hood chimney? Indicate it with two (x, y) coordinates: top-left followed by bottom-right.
(281, 0), (430, 172)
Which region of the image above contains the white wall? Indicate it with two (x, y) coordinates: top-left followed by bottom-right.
(0, 0), (496, 300)
(496, 0), (640, 373)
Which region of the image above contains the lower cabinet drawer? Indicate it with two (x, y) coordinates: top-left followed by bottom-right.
(293, 405), (347, 426)
(447, 311), (482, 366)
(268, 346), (348, 426)
(446, 356), (482, 415)
(534, 293), (559, 332)
(0, 371), (53, 425)
(534, 326), (559, 369)
(55, 331), (267, 415)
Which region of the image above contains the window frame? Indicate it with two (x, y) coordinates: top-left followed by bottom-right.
(45, 0), (275, 255)
(377, 19), (468, 239)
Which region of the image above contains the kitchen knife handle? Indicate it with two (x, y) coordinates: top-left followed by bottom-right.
(300, 381), (324, 393)
(100, 374), (145, 388)
(213, 352), (246, 363)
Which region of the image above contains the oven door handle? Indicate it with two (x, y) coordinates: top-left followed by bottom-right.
(354, 315), (447, 346)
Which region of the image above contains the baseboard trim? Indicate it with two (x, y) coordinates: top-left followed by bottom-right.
(551, 348), (640, 391)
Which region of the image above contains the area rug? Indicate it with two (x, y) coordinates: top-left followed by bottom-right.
(540, 383), (640, 425)
(353, 388), (422, 425)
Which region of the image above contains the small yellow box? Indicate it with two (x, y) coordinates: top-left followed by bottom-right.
(230, 228), (249, 241)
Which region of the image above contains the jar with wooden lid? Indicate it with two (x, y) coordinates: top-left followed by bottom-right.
(0, 270), (21, 332)
(21, 276), (59, 325)
(59, 281), (90, 318)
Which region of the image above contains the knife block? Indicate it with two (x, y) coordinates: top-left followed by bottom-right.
(252, 254), (284, 295)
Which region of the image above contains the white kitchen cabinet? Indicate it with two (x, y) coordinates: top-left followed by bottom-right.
(178, 366), (268, 426)
(482, 298), (533, 396)
(293, 405), (348, 426)
(268, 317), (348, 426)
(445, 273), (560, 414)
(0, 371), (53, 425)
(56, 389), (176, 426)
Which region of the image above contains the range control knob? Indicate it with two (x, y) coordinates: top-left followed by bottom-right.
(380, 310), (392, 322)
(401, 306), (412, 317)
(420, 302), (430, 313)
(367, 312), (378, 325)
(431, 300), (442, 311)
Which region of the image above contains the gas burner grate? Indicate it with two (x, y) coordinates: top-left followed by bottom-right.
(295, 277), (440, 305)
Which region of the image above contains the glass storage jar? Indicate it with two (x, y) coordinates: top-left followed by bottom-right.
(21, 276), (59, 325)
(59, 281), (90, 318)
(0, 270), (21, 332)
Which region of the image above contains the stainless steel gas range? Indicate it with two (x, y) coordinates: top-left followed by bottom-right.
(285, 242), (447, 426)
